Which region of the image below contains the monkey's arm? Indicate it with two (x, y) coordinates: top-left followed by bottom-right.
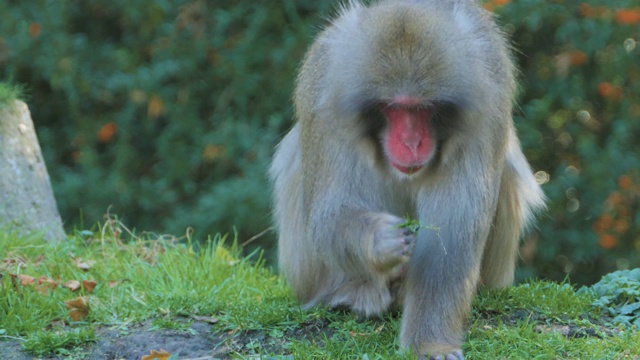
(272, 125), (414, 315)
(297, 135), (417, 315)
(400, 145), (505, 357)
(307, 203), (415, 316)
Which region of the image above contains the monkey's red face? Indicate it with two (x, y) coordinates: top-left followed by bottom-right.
(383, 99), (435, 175)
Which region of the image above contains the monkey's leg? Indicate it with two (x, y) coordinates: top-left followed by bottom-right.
(271, 125), (324, 303)
(480, 164), (522, 287)
(399, 163), (498, 357)
(481, 133), (545, 288)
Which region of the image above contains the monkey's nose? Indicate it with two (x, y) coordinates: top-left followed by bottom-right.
(402, 136), (422, 154)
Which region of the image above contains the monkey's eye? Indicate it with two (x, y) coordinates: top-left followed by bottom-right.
(354, 100), (387, 138)
(361, 107), (387, 139)
(431, 101), (462, 137)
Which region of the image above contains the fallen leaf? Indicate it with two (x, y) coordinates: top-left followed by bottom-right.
(21, 274), (36, 286)
(65, 296), (90, 321)
(141, 349), (172, 360)
(374, 324), (385, 333)
(10, 274), (36, 286)
(38, 276), (58, 286)
(64, 280), (81, 291)
(349, 331), (368, 337)
(107, 280), (119, 288)
(37, 276), (59, 295)
(75, 259), (96, 271)
(82, 280), (97, 293)
(1, 256), (27, 271)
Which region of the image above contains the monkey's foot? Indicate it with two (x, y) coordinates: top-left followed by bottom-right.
(425, 350), (465, 360)
(328, 280), (392, 318)
(407, 342), (465, 360)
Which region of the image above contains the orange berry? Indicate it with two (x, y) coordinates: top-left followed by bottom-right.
(594, 215), (614, 233)
(29, 23), (42, 38)
(614, 219), (630, 234)
(616, 9), (640, 25)
(598, 234), (618, 249)
(97, 122), (118, 143)
(618, 175), (633, 190)
(569, 51), (588, 66)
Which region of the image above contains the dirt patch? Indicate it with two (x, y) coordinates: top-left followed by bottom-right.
(88, 321), (225, 359)
(1, 340), (30, 360)
(1, 320), (222, 359)
(1, 311), (616, 359)
(0, 319), (333, 359)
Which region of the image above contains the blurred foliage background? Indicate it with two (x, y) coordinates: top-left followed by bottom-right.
(0, 0), (638, 285)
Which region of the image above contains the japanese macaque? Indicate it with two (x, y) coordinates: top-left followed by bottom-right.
(270, 0), (544, 358)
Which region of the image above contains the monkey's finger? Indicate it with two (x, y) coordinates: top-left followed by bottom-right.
(401, 230), (414, 244)
(401, 237), (415, 256)
(401, 228), (416, 237)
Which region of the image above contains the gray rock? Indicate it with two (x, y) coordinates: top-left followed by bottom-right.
(0, 100), (65, 242)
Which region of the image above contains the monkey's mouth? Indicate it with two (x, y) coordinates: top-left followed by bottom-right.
(392, 163), (422, 175)
(381, 100), (434, 176)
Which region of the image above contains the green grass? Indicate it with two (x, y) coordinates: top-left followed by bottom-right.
(470, 281), (640, 358)
(0, 81), (25, 106)
(23, 328), (96, 357)
(1, 221), (639, 358)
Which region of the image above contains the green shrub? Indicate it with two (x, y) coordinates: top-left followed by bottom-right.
(494, 0), (640, 284)
(579, 268), (640, 328)
(0, 0), (638, 284)
(0, 1), (332, 245)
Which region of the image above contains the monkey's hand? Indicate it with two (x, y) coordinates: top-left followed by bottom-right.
(370, 214), (415, 277)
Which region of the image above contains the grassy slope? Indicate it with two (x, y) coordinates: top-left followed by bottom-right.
(0, 223), (638, 359)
